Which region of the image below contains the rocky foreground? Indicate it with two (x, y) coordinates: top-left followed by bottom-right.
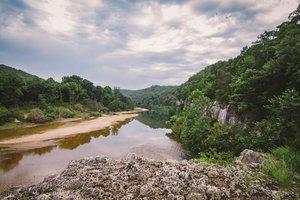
(1, 151), (296, 200)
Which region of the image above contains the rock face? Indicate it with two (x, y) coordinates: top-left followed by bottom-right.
(1, 154), (295, 200)
(211, 101), (239, 125)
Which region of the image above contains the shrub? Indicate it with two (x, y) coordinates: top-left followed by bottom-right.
(195, 151), (236, 165)
(27, 108), (47, 123)
(262, 155), (293, 188)
(0, 106), (11, 124)
(9, 108), (25, 121)
(256, 89), (300, 149)
(83, 99), (103, 112)
(72, 103), (85, 112)
(262, 147), (300, 188)
(44, 106), (59, 121)
(271, 147), (300, 173)
(89, 112), (102, 117)
(57, 107), (75, 118)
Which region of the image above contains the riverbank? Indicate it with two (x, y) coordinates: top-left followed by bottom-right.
(1, 153), (296, 200)
(0, 110), (144, 146)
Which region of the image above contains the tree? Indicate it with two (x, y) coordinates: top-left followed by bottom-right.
(0, 71), (24, 106)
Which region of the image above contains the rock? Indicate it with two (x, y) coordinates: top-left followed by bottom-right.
(211, 101), (240, 125)
(237, 149), (264, 167)
(186, 192), (207, 200)
(0, 154), (295, 200)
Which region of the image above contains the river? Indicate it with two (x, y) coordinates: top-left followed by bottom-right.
(0, 113), (186, 192)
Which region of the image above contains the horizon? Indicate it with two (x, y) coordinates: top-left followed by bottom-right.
(0, 0), (298, 89)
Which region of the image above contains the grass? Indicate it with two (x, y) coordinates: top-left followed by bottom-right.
(244, 173), (253, 189)
(262, 147), (300, 189)
(194, 151), (236, 166)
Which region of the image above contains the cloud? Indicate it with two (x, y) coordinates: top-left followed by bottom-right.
(0, 0), (299, 89)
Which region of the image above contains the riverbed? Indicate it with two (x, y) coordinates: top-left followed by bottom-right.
(0, 112), (185, 192)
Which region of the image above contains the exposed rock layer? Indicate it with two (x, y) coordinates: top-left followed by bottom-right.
(211, 101), (240, 125)
(1, 154), (295, 200)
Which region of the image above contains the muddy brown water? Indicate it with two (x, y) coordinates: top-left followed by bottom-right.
(0, 113), (186, 192)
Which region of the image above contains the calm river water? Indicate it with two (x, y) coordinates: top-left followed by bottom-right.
(0, 113), (186, 192)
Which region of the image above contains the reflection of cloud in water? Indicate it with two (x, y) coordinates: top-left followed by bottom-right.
(0, 116), (185, 192)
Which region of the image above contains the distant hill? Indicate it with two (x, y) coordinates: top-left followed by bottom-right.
(0, 64), (41, 81)
(121, 85), (178, 112)
(121, 85), (177, 97)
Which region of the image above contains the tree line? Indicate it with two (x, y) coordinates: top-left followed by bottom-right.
(0, 65), (134, 124)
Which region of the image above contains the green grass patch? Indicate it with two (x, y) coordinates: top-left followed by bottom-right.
(194, 151), (236, 166)
(262, 147), (300, 189)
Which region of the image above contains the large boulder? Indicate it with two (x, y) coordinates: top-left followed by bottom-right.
(236, 149), (265, 168)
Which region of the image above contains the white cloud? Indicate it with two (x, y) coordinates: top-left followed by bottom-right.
(0, 0), (298, 89)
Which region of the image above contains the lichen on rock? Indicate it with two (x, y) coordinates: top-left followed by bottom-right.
(0, 154), (296, 200)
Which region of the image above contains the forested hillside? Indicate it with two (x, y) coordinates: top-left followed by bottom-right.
(168, 7), (300, 187)
(121, 85), (178, 118)
(166, 6), (300, 175)
(0, 65), (134, 124)
(172, 6), (299, 153)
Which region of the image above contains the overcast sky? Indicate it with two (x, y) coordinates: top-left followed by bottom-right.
(0, 0), (298, 89)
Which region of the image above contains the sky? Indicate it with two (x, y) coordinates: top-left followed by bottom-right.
(0, 0), (299, 89)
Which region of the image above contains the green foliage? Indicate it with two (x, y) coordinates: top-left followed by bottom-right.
(148, 105), (176, 120)
(83, 99), (104, 112)
(172, 90), (213, 154)
(9, 108), (25, 122)
(27, 108), (47, 123)
(0, 106), (11, 124)
(121, 85), (177, 118)
(171, 7), (300, 160)
(262, 156), (293, 188)
(57, 107), (75, 118)
(72, 103), (85, 112)
(195, 151), (236, 166)
(271, 147), (300, 173)
(0, 69), (24, 106)
(89, 112), (102, 117)
(0, 65), (134, 125)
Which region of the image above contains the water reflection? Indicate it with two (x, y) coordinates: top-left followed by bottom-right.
(0, 115), (185, 192)
(0, 119), (132, 172)
(135, 112), (167, 129)
(0, 146), (55, 172)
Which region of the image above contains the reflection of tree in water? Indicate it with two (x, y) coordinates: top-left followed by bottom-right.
(135, 112), (167, 129)
(110, 118), (133, 135)
(30, 146), (54, 156)
(0, 118), (134, 172)
(0, 150), (23, 172)
(58, 128), (110, 150)
(0, 146), (54, 172)
(58, 119), (133, 149)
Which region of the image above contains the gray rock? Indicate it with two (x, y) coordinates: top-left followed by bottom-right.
(0, 154), (295, 200)
(237, 149), (264, 167)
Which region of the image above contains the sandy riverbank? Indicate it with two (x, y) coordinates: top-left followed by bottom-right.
(0, 111), (140, 145)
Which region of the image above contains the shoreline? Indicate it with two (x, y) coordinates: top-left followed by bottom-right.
(0, 110), (143, 146)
